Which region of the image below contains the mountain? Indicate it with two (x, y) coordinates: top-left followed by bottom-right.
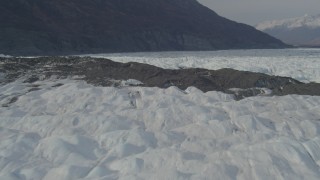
(0, 0), (288, 56)
(256, 14), (320, 47)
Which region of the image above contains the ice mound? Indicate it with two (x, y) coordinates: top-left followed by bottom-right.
(1, 79), (320, 179)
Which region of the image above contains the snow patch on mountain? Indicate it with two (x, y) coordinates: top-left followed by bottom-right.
(0, 54), (11, 58)
(256, 14), (320, 31)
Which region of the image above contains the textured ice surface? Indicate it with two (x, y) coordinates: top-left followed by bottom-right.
(86, 48), (320, 83)
(1, 79), (320, 179)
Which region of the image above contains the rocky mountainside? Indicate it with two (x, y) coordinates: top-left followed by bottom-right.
(0, 0), (288, 56)
(256, 14), (320, 46)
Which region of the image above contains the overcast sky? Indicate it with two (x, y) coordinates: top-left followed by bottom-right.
(197, 0), (320, 25)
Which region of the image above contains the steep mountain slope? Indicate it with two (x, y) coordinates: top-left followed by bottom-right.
(256, 14), (320, 46)
(0, 0), (287, 55)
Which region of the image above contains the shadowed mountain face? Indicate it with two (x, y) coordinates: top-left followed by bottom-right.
(0, 0), (288, 55)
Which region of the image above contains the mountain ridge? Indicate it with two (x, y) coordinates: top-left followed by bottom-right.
(0, 0), (288, 55)
(256, 14), (320, 46)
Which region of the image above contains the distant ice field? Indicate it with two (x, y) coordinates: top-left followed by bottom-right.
(86, 48), (320, 83)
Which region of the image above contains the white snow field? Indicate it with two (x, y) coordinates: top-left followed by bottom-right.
(86, 48), (320, 83)
(1, 77), (320, 180)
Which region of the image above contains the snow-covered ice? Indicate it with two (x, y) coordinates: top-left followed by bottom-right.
(85, 48), (320, 83)
(1, 78), (320, 180)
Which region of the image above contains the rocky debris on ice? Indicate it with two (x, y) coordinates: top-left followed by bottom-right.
(1, 56), (320, 100)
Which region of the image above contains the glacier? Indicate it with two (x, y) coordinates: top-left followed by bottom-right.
(1, 78), (320, 179)
(1, 49), (320, 179)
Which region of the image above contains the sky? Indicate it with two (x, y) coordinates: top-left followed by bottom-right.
(197, 0), (320, 25)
